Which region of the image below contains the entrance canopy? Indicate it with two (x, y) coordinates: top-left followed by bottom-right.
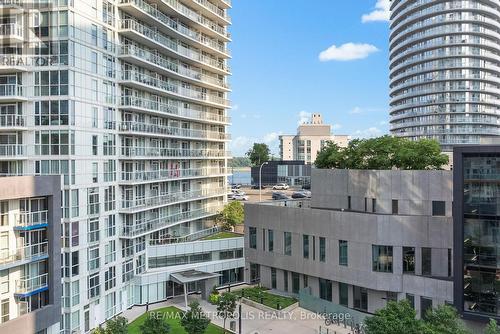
(170, 270), (221, 308)
(171, 270), (220, 285)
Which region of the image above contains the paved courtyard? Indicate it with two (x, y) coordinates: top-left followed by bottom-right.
(122, 293), (352, 334)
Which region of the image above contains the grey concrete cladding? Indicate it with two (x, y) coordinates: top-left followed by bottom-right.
(245, 169), (454, 309)
(0, 176), (61, 334)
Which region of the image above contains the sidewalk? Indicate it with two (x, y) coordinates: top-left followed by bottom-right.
(121, 292), (352, 334)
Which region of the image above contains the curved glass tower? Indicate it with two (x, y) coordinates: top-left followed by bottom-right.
(389, 0), (500, 150)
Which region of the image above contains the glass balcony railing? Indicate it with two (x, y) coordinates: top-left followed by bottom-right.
(120, 207), (219, 237)
(118, 121), (230, 141)
(15, 210), (49, 227)
(0, 242), (49, 265)
(119, 19), (230, 73)
(119, 45), (230, 89)
(121, 187), (227, 211)
(120, 96), (230, 123)
(0, 144), (25, 157)
(120, 70), (230, 107)
(119, 146), (230, 159)
(149, 225), (220, 245)
(193, 0), (231, 22)
(15, 273), (48, 294)
(0, 84), (23, 97)
(0, 114), (25, 128)
(120, 167), (228, 183)
(119, 0), (229, 55)
(0, 23), (23, 39)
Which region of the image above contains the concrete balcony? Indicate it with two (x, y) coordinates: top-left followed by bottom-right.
(0, 0), (24, 13)
(149, 225), (220, 245)
(0, 242), (49, 270)
(192, 0), (231, 24)
(0, 84), (26, 102)
(118, 0), (230, 57)
(120, 167), (229, 184)
(0, 144), (26, 160)
(157, 0), (231, 41)
(119, 146), (230, 160)
(0, 114), (26, 131)
(119, 70), (230, 108)
(120, 96), (230, 124)
(119, 207), (219, 238)
(15, 273), (48, 297)
(0, 23), (23, 43)
(14, 210), (49, 230)
(119, 45), (230, 90)
(120, 188), (227, 213)
(118, 121), (230, 142)
(118, 19), (230, 74)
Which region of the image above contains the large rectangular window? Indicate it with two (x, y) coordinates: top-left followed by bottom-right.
(372, 245), (393, 272)
(339, 240), (348, 266)
(403, 247), (415, 274)
(284, 232), (292, 256)
(303, 234), (309, 259)
(422, 247), (432, 276)
(268, 229), (274, 252)
(392, 199), (398, 214)
(271, 267), (276, 289)
(432, 201), (445, 216)
(283, 270), (288, 292)
(292, 272), (300, 294)
(421, 297), (433, 319)
(249, 227), (257, 249)
(353, 286), (368, 311)
(339, 283), (348, 307)
(319, 278), (332, 301)
(319, 237), (326, 262)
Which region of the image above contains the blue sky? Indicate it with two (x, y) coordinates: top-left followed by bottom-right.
(228, 0), (391, 156)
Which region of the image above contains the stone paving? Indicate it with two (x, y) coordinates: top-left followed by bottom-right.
(121, 291), (353, 334)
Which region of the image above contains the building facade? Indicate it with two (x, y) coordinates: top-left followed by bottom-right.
(249, 160), (310, 187)
(245, 169), (454, 318)
(0, 175), (61, 334)
(389, 0), (500, 150)
(279, 113), (348, 165)
(453, 146), (500, 321)
(0, 0), (239, 332)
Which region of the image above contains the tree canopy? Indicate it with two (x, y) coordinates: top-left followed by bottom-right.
(140, 313), (170, 334)
(91, 316), (128, 334)
(229, 157), (251, 168)
(314, 136), (449, 170)
(217, 201), (244, 230)
(365, 301), (470, 334)
(180, 301), (211, 334)
(246, 143), (270, 166)
(217, 292), (237, 333)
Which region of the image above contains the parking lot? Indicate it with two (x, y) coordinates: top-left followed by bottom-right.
(231, 186), (304, 203)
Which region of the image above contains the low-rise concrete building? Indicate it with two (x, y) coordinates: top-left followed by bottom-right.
(245, 168), (454, 318)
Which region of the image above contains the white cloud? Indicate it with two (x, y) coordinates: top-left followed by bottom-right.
(351, 127), (384, 139)
(297, 111), (312, 125)
(332, 123), (342, 130)
(362, 0), (390, 23)
(379, 120), (388, 126)
(230, 136), (251, 153)
(262, 132), (281, 144)
(350, 107), (363, 114)
(319, 43), (379, 62)
(232, 104), (239, 111)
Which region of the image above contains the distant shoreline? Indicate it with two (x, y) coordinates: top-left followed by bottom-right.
(230, 167), (251, 172)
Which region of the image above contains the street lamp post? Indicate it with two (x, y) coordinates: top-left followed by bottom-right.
(259, 161), (269, 202)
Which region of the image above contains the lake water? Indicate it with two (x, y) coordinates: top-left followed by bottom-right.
(229, 169), (251, 185)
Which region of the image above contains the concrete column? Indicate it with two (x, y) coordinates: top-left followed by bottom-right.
(183, 283), (188, 308)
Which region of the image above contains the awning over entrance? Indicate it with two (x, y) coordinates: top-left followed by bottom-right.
(170, 270), (221, 308)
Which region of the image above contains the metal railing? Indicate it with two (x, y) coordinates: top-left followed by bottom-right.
(194, 0), (231, 22)
(0, 23), (23, 38)
(16, 273), (48, 294)
(120, 96), (230, 123)
(118, 121), (230, 140)
(0, 242), (48, 265)
(120, 207), (219, 237)
(0, 114), (25, 127)
(15, 210), (49, 227)
(120, 167), (228, 183)
(0, 144), (25, 157)
(0, 84), (23, 97)
(119, 146), (230, 159)
(121, 188), (226, 211)
(149, 225), (220, 245)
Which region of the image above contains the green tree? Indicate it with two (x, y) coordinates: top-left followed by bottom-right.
(217, 292), (237, 333)
(485, 319), (500, 334)
(364, 300), (423, 334)
(246, 143), (270, 166)
(422, 304), (470, 334)
(217, 201), (244, 230)
(140, 313), (170, 334)
(91, 316), (128, 334)
(181, 301), (211, 334)
(229, 157), (251, 168)
(314, 136), (448, 170)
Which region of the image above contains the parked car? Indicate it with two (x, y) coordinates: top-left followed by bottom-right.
(251, 184), (266, 189)
(291, 191), (311, 199)
(231, 193), (249, 201)
(302, 183), (311, 190)
(231, 189), (246, 196)
(272, 192), (290, 200)
(272, 183), (289, 190)
(231, 183), (242, 190)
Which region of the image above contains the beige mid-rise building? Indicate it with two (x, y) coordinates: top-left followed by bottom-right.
(279, 114), (349, 165)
